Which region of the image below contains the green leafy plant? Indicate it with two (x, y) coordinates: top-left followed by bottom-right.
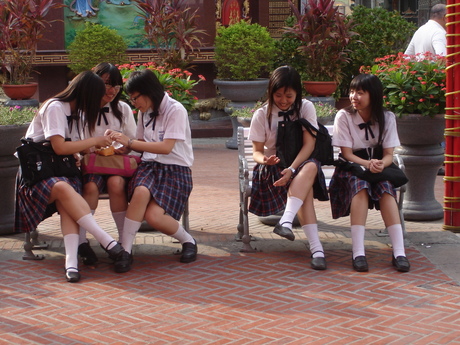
(361, 52), (446, 117)
(133, 0), (206, 70)
(284, 0), (357, 83)
(229, 101), (263, 118)
(0, 105), (37, 125)
(273, 16), (306, 80)
(0, 0), (63, 85)
(341, 6), (416, 96)
(118, 62), (205, 112)
(314, 102), (337, 119)
(214, 20), (276, 81)
(68, 23), (129, 74)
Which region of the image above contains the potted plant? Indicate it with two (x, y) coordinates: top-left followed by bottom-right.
(68, 23), (129, 75)
(118, 62), (205, 114)
(229, 101), (263, 128)
(362, 52), (446, 221)
(314, 101), (337, 125)
(213, 20), (275, 148)
(0, 104), (37, 234)
(284, 0), (357, 97)
(338, 6), (416, 104)
(0, 0), (62, 100)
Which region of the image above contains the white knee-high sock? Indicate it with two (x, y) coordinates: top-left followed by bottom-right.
(387, 224), (406, 257)
(78, 210), (95, 245)
(302, 224), (324, 258)
(279, 196), (303, 230)
(171, 225), (195, 244)
(76, 214), (116, 250)
(112, 211), (126, 243)
(121, 218), (142, 254)
(351, 225), (366, 259)
(63, 233), (79, 272)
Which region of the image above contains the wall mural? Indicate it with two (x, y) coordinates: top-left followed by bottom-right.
(65, 0), (144, 48)
(64, 0), (249, 49)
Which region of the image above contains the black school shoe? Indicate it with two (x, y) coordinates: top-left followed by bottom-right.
(352, 256), (369, 272)
(103, 241), (132, 273)
(273, 223), (295, 241)
(310, 251), (327, 270)
(180, 241), (198, 263)
(65, 267), (81, 283)
(392, 256), (410, 272)
(78, 241), (98, 266)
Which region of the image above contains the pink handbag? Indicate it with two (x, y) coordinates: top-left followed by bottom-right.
(81, 153), (141, 177)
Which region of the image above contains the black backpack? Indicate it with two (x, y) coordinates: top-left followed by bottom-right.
(276, 118), (334, 168)
(298, 118), (334, 166)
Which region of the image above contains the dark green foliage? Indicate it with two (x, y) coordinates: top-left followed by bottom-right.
(214, 20), (276, 81)
(68, 23), (129, 74)
(341, 5), (417, 94)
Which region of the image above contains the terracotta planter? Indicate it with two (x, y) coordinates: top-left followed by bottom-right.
(395, 114), (445, 221)
(2, 83), (38, 100)
(303, 81), (338, 97)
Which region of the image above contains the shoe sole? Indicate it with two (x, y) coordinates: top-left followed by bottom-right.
(114, 265), (131, 273)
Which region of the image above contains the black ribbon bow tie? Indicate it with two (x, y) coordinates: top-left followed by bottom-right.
(145, 111), (158, 130)
(278, 109), (294, 121)
(358, 121), (375, 141)
(66, 113), (80, 132)
(97, 107), (109, 126)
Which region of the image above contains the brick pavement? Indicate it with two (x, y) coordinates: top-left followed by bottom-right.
(1, 137), (460, 344)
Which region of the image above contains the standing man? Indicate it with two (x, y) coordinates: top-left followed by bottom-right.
(405, 4), (447, 57)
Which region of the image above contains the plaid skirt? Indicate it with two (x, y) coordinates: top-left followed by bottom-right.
(128, 161), (193, 221)
(15, 174), (83, 233)
(83, 173), (128, 194)
(329, 167), (397, 219)
(249, 158), (328, 217)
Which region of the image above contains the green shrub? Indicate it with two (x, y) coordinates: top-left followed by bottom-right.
(68, 23), (129, 74)
(341, 6), (416, 94)
(214, 20), (275, 81)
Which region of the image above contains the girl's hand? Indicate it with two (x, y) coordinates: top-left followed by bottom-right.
(94, 135), (112, 148)
(369, 159), (384, 173)
(264, 154), (280, 166)
(274, 168), (292, 187)
(110, 132), (129, 147)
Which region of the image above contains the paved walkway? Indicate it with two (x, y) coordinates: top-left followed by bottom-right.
(1, 138), (460, 344)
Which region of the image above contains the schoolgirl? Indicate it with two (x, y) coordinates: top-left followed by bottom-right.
(110, 69), (195, 272)
(78, 63), (137, 266)
(248, 65), (329, 270)
(14, 71), (131, 282)
(329, 74), (410, 272)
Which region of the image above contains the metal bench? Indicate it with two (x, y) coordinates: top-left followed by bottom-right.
(236, 126), (407, 252)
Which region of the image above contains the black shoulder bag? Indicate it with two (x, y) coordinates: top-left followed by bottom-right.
(16, 138), (81, 187)
(337, 147), (408, 187)
(276, 114), (334, 169)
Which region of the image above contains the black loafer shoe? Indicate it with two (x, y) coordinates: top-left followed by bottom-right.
(352, 256), (369, 272)
(392, 255), (410, 272)
(78, 241), (98, 266)
(180, 241), (197, 263)
(311, 257), (327, 270)
(103, 241), (124, 261)
(65, 268), (81, 283)
(273, 223), (295, 241)
(114, 250), (132, 273)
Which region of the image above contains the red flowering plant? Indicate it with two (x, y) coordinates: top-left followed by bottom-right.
(118, 62), (205, 113)
(360, 52), (446, 117)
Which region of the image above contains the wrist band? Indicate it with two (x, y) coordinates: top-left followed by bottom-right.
(127, 138), (134, 150)
(288, 166), (296, 174)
